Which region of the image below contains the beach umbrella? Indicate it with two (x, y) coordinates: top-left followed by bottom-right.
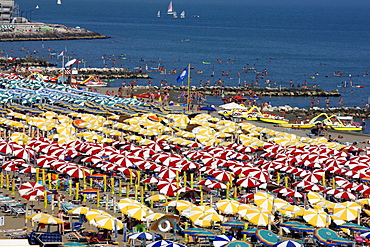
(215, 199), (240, 214)
(334, 191), (356, 200)
(26, 213), (52, 221)
(144, 213), (165, 222)
(245, 207), (274, 226)
(147, 240), (173, 247)
(333, 201), (361, 221)
(68, 206), (90, 215)
(92, 215), (123, 230)
(117, 198), (139, 211)
(236, 177), (260, 188)
(256, 229), (279, 246)
(192, 230), (216, 238)
(19, 182), (47, 196)
(157, 179), (179, 196)
(85, 209), (110, 222)
(224, 240), (252, 247)
(237, 204), (254, 218)
(163, 200), (194, 212)
(213, 235), (236, 247)
(34, 216), (64, 225)
(307, 191), (324, 205)
(254, 192), (274, 212)
(221, 221), (245, 228)
(187, 206), (218, 222)
(273, 240), (303, 247)
(193, 213), (224, 227)
(124, 203), (153, 220)
(145, 194), (170, 202)
(303, 209), (330, 227)
(128, 232), (161, 240)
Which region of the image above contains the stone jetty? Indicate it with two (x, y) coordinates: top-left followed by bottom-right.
(168, 85), (341, 97)
(0, 23), (108, 42)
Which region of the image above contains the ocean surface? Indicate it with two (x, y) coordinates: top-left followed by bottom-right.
(3, 0), (370, 121)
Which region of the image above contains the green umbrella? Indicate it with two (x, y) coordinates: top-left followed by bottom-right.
(221, 221), (245, 228)
(241, 228), (259, 235)
(256, 229), (279, 246)
(225, 240), (253, 247)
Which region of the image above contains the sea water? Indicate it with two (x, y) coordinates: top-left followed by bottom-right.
(3, 0), (370, 112)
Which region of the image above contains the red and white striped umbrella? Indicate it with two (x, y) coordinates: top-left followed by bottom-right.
(158, 167), (179, 179)
(198, 179), (217, 186)
(323, 189), (344, 195)
(152, 153), (183, 166)
(19, 182), (47, 196)
(65, 166), (90, 179)
(12, 144), (34, 160)
(2, 164), (19, 171)
(157, 179), (179, 196)
(212, 170), (234, 182)
(113, 155), (145, 168)
(81, 155), (105, 164)
(334, 191), (356, 200)
(236, 177), (260, 188)
(37, 155), (59, 168)
(284, 191), (304, 198)
(272, 188), (295, 195)
(0, 140), (18, 154)
(292, 180), (313, 188)
(302, 173), (323, 184)
(247, 170), (271, 183)
(206, 181), (227, 189)
(304, 184), (325, 191)
(20, 165), (37, 174)
(180, 160), (199, 171)
(142, 177), (160, 184)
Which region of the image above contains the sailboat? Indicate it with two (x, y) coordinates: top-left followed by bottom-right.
(157, 11), (161, 18)
(57, 0), (62, 5)
(173, 11), (178, 18)
(167, 1), (174, 15)
(180, 11), (185, 18)
(35, 5), (40, 9)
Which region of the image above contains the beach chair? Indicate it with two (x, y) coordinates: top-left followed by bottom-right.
(65, 231), (88, 242)
(10, 206), (26, 217)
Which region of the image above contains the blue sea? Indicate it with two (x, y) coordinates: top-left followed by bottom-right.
(3, 0), (370, 111)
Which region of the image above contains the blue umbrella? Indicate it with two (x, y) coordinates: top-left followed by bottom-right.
(256, 229), (279, 246)
(128, 232), (162, 240)
(361, 232), (370, 239)
(147, 240), (173, 247)
(221, 221), (245, 228)
(213, 235), (236, 247)
(225, 240), (253, 247)
(192, 230), (216, 238)
(241, 228), (259, 235)
(200, 106), (217, 111)
(273, 240), (303, 247)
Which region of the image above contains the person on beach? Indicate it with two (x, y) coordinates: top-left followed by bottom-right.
(325, 97), (330, 107)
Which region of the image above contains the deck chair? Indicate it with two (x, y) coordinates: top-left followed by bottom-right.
(10, 207), (26, 217)
(65, 231), (88, 242)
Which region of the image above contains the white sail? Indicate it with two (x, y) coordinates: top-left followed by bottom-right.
(173, 11), (177, 18)
(180, 11), (185, 18)
(167, 1), (174, 14)
(57, 0), (62, 5)
(157, 11), (161, 17)
(35, 5), (40, 9)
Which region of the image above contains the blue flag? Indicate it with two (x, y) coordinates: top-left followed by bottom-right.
(177, 67), (188, 83)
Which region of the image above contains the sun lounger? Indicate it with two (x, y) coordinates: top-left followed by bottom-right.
(65, 231), (88, 242)
(34, 232), (63, 247)
(10, 206), (26, 217)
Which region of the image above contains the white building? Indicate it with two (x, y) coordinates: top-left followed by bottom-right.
(0, 0), (16, 24)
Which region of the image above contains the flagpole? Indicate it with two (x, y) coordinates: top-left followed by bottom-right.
(187, 63), (191, 111)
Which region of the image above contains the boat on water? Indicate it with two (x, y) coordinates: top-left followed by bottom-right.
(35, 5), (40, 9)
(167, 1), (174, 14)
(173, 11), (178, 18)
(327, 116), (362, 131)
(57, 0), (62, 5)
(277, 113), (333, 129)
(157, 11), (161, 17)
(78, 76), (107, 87)
(180, 11), (185, 18)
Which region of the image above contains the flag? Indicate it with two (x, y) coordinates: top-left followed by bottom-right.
(177, 67), (188, 83)
(58, 51), (64, 57)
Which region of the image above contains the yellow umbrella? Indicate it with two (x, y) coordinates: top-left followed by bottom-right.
(303, 209), (330, 227)
(57, 115), (72, 124)
(68, 206), (90, 215)
(356, 199), (370, 205)
(163, 200), (195, 212)
(273, 198), (290, 210)
(215, 199), (240, 214)
(245, 207), (274, 226)
(333, 201), (361, 222)
(10, 132), (29, 144)
(92, 215), (123, 230)
(187, 206), (218, 222)
(307, 191), (324, 205)
(85, 209), (111, 222)
(254, 192), (274, 212)
(145, 213), (166, 222)
(193, 213), (224, 227)
(34, 216), (64, 225)
(330, 215), (347, 226)
(56, 124), (76, 135)
(26, 213), (51, 221)
(145, 194), (170, 202)
(41, 111), (58, 119)
(124, 203), (153, 220)
(118, 198), (140, 211)
(237, 204), (254, 218)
